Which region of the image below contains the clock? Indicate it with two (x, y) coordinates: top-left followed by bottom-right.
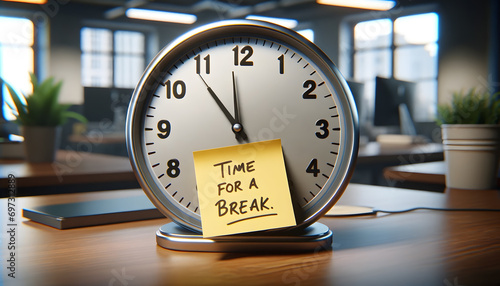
(126, 20), (358, 249)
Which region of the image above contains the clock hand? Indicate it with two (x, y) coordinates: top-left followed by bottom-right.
(232, 71), (247, 141)
(232, 71), (240, 123)
(199, 74), (248, 140)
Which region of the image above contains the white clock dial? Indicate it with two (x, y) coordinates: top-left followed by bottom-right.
(127, 20), (358, 232)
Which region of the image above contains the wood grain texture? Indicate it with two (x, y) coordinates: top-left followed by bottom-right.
(0, 151), (136, 189)
(3, 184), (500, 286)
(384, 161), (500, 188)
(384, 161), (447, 185)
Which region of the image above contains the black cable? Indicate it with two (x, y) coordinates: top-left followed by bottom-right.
(374, 207), (500, 214)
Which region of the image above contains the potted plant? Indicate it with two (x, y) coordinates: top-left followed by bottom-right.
(436, 88), (500, 190)
(1, 73), (86, 162)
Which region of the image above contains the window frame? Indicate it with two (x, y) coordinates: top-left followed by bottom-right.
(340, 4), (439, 123)
(0, 8), (49, 121)
(81, 27), (146, 88)
(80, 21), (156, 89)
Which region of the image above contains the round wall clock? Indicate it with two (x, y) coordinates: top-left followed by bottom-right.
(126, 20), (358, 251)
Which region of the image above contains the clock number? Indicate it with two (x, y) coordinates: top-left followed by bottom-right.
(166, 80), (186, 99)
(306, 159), (320, 177)
(302, 80), (317, 99)
(315, 119), (329, 139)
(157, 120), (171, 139)
(278, 54), (284, 74)
(166, 159), (180, 178)
(194, 54), (210, 74)
(232, 45), (254, 66)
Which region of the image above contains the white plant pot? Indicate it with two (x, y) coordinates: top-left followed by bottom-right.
(22, 126), (61, 163)
(441, 124), (500, 190)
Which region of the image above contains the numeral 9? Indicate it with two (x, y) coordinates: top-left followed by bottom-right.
(157, 120), (171, 139)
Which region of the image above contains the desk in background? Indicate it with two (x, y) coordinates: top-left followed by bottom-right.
(384, 161), (500, 191)
(0, 150), (138, 197)
(353, 142), (444, 186)
(5, 184), (499, 286)
(67, 133), (128, 157)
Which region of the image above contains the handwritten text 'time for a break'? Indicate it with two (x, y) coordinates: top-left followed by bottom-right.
(212, 160), (272, 218)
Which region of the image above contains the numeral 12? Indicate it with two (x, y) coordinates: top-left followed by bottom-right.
(233, 45), (254, 66)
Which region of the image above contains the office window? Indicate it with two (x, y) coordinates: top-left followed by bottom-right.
(352, 12), (439, 121)
(0, 16), (34, 120)
(81, 27), (145, 88)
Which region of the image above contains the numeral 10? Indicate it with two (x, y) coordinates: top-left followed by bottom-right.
(165, 80), (186, 99)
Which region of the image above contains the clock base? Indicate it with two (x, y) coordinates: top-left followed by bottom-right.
(156, 222), (332, 252)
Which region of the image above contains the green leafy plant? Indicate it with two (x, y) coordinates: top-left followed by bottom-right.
(436, 88), (500, 125)
(1, 73), (86, 126)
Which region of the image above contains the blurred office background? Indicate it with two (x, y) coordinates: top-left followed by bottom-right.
(0, 0), (498, 157)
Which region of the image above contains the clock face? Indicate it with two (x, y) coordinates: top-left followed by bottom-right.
(127, 20), (358, 232)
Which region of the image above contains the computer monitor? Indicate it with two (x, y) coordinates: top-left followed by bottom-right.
(83, 87), (113, 122)
(374, 76), (417, 136)
(83, 87), (133, 123)
(346, 80), (364, 117)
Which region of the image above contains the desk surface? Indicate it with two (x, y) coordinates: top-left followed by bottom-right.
(357, 142), (443, 164)
(384, 161), (500, 187)
(4, 184), (499, 286)
(384, 161), (447, 185)
(0, 151), (137, 195)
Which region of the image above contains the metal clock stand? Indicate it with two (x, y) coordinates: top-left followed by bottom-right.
(156, 222), (333, 252)
(125, 20), (359, 253)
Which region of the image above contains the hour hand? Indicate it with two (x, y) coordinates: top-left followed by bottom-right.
(199, 74), (247, 141)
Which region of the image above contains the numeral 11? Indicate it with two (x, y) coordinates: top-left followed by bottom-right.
(194, 54), (210, 74)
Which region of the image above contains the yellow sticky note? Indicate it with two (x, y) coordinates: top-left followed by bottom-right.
(193, 139), (296, 237)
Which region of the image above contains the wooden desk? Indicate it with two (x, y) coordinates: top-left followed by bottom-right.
(384, 161), (446, 184)
(354, 142), (444, 186)
(4, 184), (499, 286)
(384, 161), (500, 191)
(0, 151), (138, 196)
(357, 142), (444, 165)
(68, 133), (126, 145)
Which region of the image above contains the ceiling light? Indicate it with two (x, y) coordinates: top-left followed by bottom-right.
(3, 0), (47, 3)
(245, 15), (298, 29)
(126, 8), (197, 24)
(317, 0), (396, 11)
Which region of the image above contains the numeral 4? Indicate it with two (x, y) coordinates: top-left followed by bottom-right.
(306, 159), (320, 177)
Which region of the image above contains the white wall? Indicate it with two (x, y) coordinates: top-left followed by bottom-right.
(437, 0), (492, 104)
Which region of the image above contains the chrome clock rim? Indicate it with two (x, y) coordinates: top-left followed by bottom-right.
(126, 20), (359, 233)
